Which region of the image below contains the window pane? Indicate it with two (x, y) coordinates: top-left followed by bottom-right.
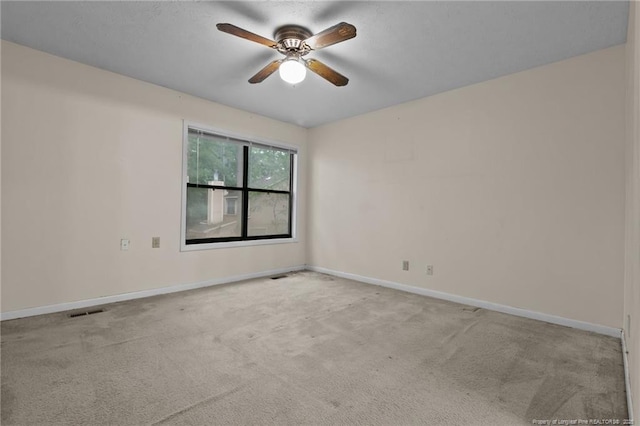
(248, 192), (290, 236)
(188, 133), (243, 187)
(248, 146), (291, 191)
(186, 187), (243, 240)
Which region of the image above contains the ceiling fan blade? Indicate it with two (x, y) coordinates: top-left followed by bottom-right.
(216, 23), (277, 49)
(249, 59), (283, 84)
(304, 22), (356, 50)
(304, 58), (349, 86)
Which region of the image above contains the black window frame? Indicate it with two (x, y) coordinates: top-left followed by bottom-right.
(183, 125), (296, 247)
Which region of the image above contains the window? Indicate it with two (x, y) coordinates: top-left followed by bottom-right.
(182, 124), (297, 249)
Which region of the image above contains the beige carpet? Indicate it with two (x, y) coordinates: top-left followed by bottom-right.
(0, 271), (628, 425)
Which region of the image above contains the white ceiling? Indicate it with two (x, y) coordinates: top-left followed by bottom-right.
(1, 1), (629, 128)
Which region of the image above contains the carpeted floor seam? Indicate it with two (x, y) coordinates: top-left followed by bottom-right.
(151, 382), (252, 424)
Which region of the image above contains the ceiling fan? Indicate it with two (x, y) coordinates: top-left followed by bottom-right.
(216, 22), (356, 86)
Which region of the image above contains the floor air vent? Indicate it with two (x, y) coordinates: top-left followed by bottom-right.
(68, 309), (104, 318)
(271, 275), (288, 280)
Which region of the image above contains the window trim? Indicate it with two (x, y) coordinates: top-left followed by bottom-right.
(180, 121), (299, 251)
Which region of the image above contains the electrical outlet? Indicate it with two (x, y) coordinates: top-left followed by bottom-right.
(152, 237), (160, 248)
(426, 265), (433, 275)
(120, 239), (130, 251)
(402, 260), (409, 271)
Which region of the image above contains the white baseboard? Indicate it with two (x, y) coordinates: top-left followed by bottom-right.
(306, 265), (622, 338)
(621, 330), (635, 424)
(2, 263), (623, 340)
(0, 265), (306, 321)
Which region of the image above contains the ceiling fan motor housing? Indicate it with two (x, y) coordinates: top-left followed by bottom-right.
(275, 25), (312, 55)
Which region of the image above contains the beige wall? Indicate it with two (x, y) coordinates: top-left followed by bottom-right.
(0, 38), (630, 334)
(0, 41), (3, 312)
(308, 45), (626, 329)
(624, 1), (640, 420)
(1, 41), (307, 313)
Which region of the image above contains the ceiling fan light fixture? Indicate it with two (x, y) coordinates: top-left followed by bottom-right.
(279, 58), (306, 85)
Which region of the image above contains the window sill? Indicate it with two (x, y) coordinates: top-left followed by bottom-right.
(180, 237), (298, 252)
